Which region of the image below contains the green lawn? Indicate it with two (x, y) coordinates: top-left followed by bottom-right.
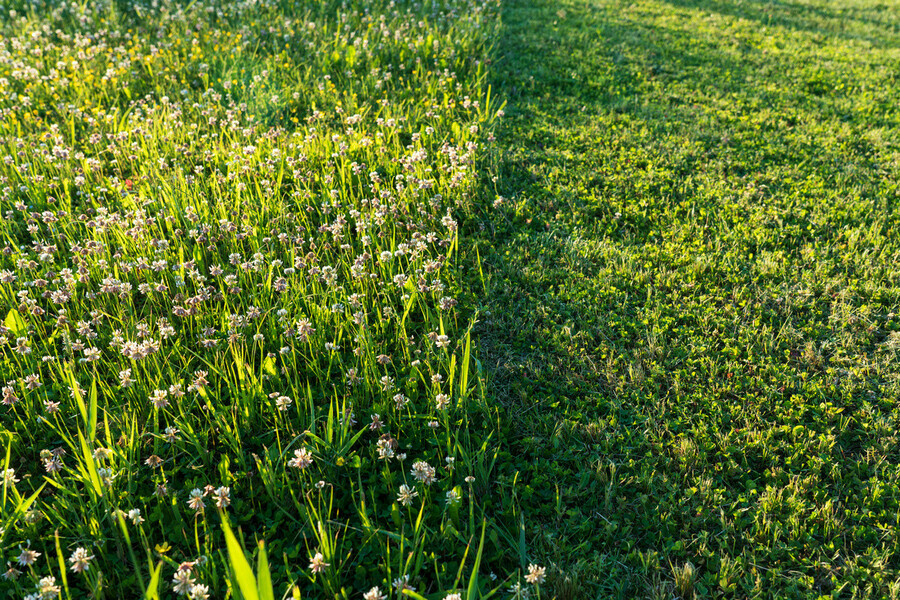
(2, 0), (900, 598)
(476, 0), (900, 597)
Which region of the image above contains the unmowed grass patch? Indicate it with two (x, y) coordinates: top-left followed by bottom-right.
(475, 0), (900, 598)
(0, 0), (510, 598)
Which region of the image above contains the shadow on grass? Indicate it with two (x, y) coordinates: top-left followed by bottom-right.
(658, 0), (900, 46)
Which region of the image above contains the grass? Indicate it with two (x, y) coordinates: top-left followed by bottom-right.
(474, 0), (900, 598)
(0, 0), (505, 598)
(3, 0), (900, 598)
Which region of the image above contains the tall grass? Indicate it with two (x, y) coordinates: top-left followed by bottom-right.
(0, 0), (519, 597)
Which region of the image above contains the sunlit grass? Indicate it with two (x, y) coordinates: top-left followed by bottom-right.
(0, 0), (509, 597)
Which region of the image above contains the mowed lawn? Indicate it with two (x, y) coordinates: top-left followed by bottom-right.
(477, 0), (900, 597)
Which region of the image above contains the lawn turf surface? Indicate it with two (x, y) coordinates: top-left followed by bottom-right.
(475, 0), (900, 597)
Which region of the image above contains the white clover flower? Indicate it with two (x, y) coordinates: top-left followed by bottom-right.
(36, 575), (60, 599)
(2, 468), (19, 486)
(213, 486), (231, 508)
(68, 547), (94, 573)
(16, 547), (40, 566)
(410, 461), (436, 485)
(363, 587), (386, 600)
(288, 447), (313, 469)
(392, 574), (415, 593)
(149, 389), (169, 409)
(525, 564), (546, 585)
(187, 489), (206, 513)
(172, 568), (195, 595)
(397, 484), (418, 506)
(308, 552), (329, 574)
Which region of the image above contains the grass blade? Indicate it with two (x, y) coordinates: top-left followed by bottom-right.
(257, 541), (274, 600)
(144, 561), (163, 600)
(221, 517), (260, 600)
